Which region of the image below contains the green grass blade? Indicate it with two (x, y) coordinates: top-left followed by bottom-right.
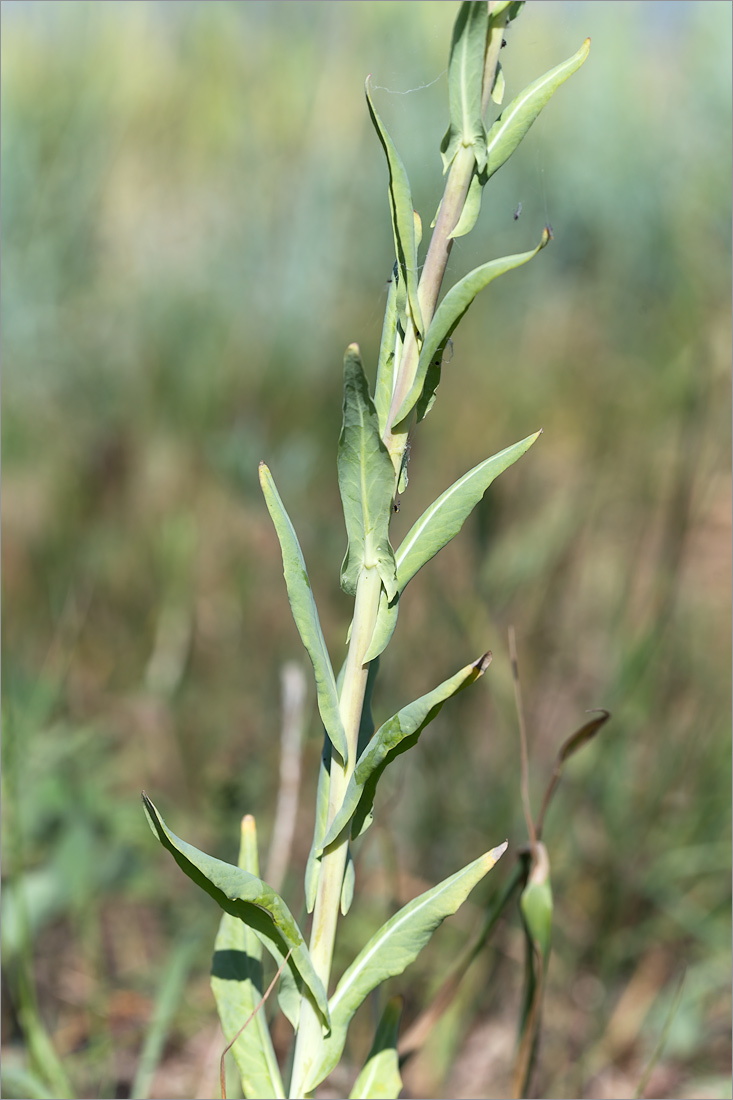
(142, 794), (330, 1030)
(392, 230), (551, 426)
(338, 345), (397, 601)
(306, 844), (507, 1092)
(210, 816), (285, 1100)
(485, 38), (590, 181)
(320, 654), (491, 852)
(394, 431), (542, 590)
(0, 1066), (55, 1100)
(259, 462), (348, 765)
(131, 932), (201, 1100)
(348, 996), (403, 1100)
(441, 1), (488, 173)
(365, 80), (423, 339)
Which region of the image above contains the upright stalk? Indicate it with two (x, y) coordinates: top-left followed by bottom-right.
(289, 565), (382, 1098)
(383, 5), (507, 474)
(291, 14), (508, 1094)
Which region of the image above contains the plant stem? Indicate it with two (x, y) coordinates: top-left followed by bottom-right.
(289, 565), (382, 1098)
(383, 6), (507, 475)
(383, 141), (475, 473)
(290, 11), (510, 1094)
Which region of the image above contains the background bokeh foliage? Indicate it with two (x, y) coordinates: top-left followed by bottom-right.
(2, 2), (730, 1098)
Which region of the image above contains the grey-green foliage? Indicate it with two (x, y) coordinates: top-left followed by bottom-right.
(142, 4), (590, 1096)
(306, 845), (507, 1093)
(211, 817), (285, 1100)
(142, 795), (330, 1029)
(320, 654), (491, 852)
(338, 345), (397, 602)
(365, 81), (423, 340)
(258, 462), (348, 765)
(348, 997), (403, 1100)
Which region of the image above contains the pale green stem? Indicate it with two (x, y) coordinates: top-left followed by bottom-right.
(290, 10), (509, 1094)
(289, 565), (382, 1098)
(383, 7), (507, 476)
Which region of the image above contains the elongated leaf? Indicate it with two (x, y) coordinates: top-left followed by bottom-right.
(306, 659), (379, 912)
(395, 431), (541, 591)
(363, 587), (399, 664)
(341, 848), (355, 916)
(320, 654), (491, 851)
(349, 997), (403, 1100)
(365, 433), (539, 663)
(365, 80), (423, 338)
(338, 346), (397, 602)
(373, 265), (401, 438)
(491, 61), (505, 106)
(449, 167), (483, 240)
(393, 229), (551, 425)
(485, 38), (590, 181)
(306, 844), (507, 1091)
(357, 657), (380, 760)
(211, 817), (285, 1100)
(441, 1), (489, 173)
(142, 794), (330, 1029)
(259, 462), (348, 764)
(304, 737), (331, 913)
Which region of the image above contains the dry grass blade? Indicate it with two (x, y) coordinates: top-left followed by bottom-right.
(508, 626), (537, 854)
(535, 710), (610, 841)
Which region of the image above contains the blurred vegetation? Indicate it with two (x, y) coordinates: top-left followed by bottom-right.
(1, 2), (730, 1098)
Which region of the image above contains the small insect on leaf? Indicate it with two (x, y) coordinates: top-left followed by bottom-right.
(513, 201), (522, 220)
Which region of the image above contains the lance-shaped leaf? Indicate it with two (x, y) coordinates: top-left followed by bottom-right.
(365, 80), (423, 339)
(320, 654), (491, 852)
(348, 997), (403, 1100)
(394, 431), (541, 591)
(373, 264), (401, 438)
(485, 38), (590, 181)
(338, 346), (397, 602)
(211, 816), (285, 1100)
(306, 844), (507, 1092)
(305, 659), (379, 911)
(363, 587), (399, 664)
(449, 168), (484, 240)
(341, 848), (355, 916)
(364, 432), (539, 664)
(304, 737), (332, 913)
(259, 462), (348, 765)
(441, 1), (489, 173)
(142, 794), (330, 1030)
(393, 230), (551, 427)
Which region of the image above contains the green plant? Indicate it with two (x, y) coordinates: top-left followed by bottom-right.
(143, 4), (591, 1097)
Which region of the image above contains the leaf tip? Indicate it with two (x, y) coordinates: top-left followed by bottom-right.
(488, 840), (509, 865)
(474, 651), (492, 674)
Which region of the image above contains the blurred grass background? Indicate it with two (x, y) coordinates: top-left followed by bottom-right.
(1, 2), (730, 1098)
